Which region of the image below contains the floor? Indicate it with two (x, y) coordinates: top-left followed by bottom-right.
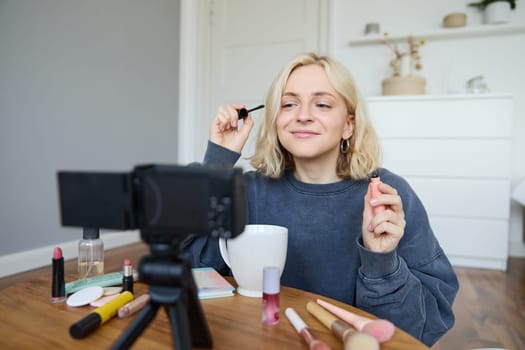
(431, 257), (525, 350)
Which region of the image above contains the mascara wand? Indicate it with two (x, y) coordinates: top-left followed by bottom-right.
(237, 104), (265, 120)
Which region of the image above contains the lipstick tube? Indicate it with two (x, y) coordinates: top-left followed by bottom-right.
(121, 259), (133, 293)
(51, 247), (66, 303)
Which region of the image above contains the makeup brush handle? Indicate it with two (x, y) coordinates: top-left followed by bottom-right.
(307, 301), (339, 329)
(317, 299), (369, 329)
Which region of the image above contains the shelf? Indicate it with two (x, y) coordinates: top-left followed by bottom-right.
(348, 23), (525, 46)
(365, 92), (513, 103)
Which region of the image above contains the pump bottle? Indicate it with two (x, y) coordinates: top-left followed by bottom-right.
(78, 227), (104, 278)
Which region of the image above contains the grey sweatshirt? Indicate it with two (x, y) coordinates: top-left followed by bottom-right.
(183, 141), (458, 346)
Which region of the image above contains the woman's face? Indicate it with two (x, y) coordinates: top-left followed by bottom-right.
(276, 64), (353, 165)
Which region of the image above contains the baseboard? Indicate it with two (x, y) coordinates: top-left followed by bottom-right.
(450, 256), (507, 271)
(0, 231), (141, 278)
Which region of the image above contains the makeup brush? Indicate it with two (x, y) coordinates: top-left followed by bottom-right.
(237, 104), (265, 120)
(306, 301), (379, 350)
(285, 307), (332, 350)
(317, 299), (395, 343)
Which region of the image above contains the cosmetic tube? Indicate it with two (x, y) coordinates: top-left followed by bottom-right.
(370, 175), (386, 215)
(122, 259), (133, 293)
(69, 291), (133, 339)
(51, 247), (66, 303)
(118, 294), (150, 318)
(261, 266), (280, 325)
(285, 307), (332, 350)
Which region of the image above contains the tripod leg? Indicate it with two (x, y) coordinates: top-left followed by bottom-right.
(163, 281), (212, 349)
(185, 275), (213, 347)
(165, 297), (192, 350)
(111, 302), (160, 350)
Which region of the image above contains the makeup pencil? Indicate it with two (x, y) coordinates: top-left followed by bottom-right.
(118, 294), (150, 318)
(285, 307), (332, 350)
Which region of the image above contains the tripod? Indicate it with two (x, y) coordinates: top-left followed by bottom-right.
(111, 243), (212, 350)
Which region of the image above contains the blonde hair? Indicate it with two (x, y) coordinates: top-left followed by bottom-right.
(250, 52), (381, 180)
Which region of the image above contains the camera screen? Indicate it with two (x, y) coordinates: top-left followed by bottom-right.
(138, 171), (210, 234)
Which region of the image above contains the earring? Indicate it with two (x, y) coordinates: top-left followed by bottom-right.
(340, 138), (350, 154)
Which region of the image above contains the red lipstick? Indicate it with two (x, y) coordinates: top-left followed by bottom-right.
(51, 246), (66, 303)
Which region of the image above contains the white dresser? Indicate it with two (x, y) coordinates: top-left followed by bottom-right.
(366, 94), (513, 270)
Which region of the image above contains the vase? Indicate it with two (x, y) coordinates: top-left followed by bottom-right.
(484, 2), (511, 24)
(443, 13), (467, 28)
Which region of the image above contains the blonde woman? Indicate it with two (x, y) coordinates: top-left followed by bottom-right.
(185, 52), (458, 346)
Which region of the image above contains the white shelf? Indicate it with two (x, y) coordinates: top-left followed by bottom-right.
(349, 23), (525, 46)
(365, 92), (513, 102)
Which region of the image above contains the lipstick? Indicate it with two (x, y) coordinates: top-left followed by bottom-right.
(51, 246), (66, 303)
(121, 259), (133, 294)
(237, 104), (265, 120)
(370, 172), (386, 216)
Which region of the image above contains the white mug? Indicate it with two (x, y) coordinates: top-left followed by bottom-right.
(219, 224), (288, 297)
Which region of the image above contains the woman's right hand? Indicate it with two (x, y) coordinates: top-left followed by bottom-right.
(210, 104), (255, 153)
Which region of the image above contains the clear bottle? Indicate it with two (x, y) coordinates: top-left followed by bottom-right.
(261, 266), (280, 325)
(78, 227), (104, 278)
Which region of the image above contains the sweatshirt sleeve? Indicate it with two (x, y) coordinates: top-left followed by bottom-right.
(203, 140), (241, 166)
(355, 175), (459, 347)
(180, 140), (241, 275)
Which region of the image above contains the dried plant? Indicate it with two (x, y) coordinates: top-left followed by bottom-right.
(382, 33), (425, 77)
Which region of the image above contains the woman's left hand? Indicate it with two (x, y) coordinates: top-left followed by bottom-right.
(362, 181), (406, 253)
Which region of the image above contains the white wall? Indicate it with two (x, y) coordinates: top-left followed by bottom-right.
(330, 0), (525, 257)
(0, 0), (181, 266)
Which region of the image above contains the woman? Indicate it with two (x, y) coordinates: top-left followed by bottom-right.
(184, 52), (458, 346)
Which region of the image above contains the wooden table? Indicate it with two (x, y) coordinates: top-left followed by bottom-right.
(0, 242), (429, 349)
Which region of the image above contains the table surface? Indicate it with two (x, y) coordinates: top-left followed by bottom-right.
(0, 242), (429, 350)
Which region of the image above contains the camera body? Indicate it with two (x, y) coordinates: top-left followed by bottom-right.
(57, 164), (247, 244)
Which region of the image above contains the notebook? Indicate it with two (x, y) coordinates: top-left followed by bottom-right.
(192, 267), (235, 299)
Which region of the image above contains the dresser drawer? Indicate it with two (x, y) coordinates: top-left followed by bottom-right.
(431, 217), (508, 263)
(406, 178), (511, 219)
(382, 139), (512, 179)
(368, 95), (513, 138)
